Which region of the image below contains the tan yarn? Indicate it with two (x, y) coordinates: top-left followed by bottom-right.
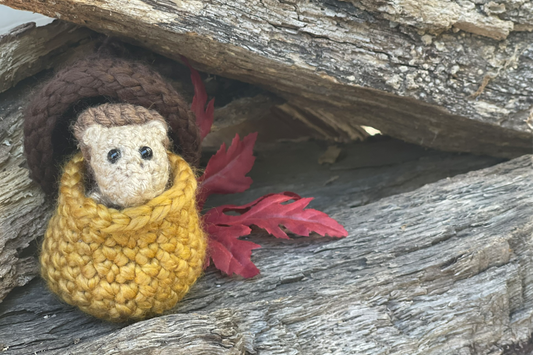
(40, 152), (207, 322)
(82, 122), (170, 207)
(74, 103), (171, 208)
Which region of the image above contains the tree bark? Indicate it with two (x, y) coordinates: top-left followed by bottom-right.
(1, 3), (533, 353)
(0, 76), (50, 303)
(0, 21), (100, 303)
(0, 20), (95, 94)
(1, 0), (533, 157)
(0, 152), (530, 354)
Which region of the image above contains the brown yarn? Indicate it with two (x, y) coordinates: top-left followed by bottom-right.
(74, 103), (168, 135)
(24, 57), (201, 195)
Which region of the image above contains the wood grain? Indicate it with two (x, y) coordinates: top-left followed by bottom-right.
(1, 0), (533, 157)
(0, 80), (51, 303)
(2, 137), (525, 354)
(0, 20), (94, 94)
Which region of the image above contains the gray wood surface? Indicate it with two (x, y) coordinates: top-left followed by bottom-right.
(0, 24), (100, 302)
(0, 79), (51, 303)
(0, 20), (94, 94)
(2, 136), (525, 354)
(0, 5), (531, 353)
(1, 0), (533, 157)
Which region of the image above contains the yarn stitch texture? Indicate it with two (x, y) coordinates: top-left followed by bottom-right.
(73, 103), (172, 208)
(24, 57), (201, 195)
(40, 152), (207, 322)
(73, 103), (171, 159)
(81, 122), (171, 208)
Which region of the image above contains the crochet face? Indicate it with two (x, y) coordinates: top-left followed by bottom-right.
(80, 121), (170, 207)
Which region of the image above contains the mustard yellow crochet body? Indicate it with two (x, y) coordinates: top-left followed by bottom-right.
(40, 152), (206, 322)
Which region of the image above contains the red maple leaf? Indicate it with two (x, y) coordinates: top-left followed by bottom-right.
(197, 133), (257, 209)
(206, 224), (261, 278)
(205, 192), (348, 240)
(186, 57), (348, 278)
(181, 56), (215, 141)
(203, 191), (348, 277)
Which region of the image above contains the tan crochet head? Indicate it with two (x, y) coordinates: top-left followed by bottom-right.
(73, 103), (171, 208)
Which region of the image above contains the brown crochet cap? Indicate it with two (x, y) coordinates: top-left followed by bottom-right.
(24, 57), (201, 195)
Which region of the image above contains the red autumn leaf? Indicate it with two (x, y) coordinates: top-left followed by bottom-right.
(185, 72), (348, 277)
(203, 192), (348, 277)
(206, 224), (261, 278)
(197, 132), (257, 208)
(182, 56), (215, 141)
(212, 191), (301, 215)
(206, 192), (348, 240)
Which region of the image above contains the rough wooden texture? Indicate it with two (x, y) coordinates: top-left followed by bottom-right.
(342, 0), (517, 41)
(2, 0), (533, 157)
(204, 137), (504, 213)
(2, 137), (525, 354)
(0, 20), (96, 299)
(203, 94), (370, 150)
(0, 20), (95, 94)
(0, 21), (100, 302)
(0, 79), (51, 303)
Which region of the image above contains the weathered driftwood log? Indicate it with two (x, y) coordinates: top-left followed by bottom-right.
(0, 20), (95, 94)
(1, 143), (528, 354)
(0, 82), (49, 303)
(2, 0), (533, 157)
(0, 8), (532, 354)
(0, 18), (369, 149)
(0, 21), (102, 302)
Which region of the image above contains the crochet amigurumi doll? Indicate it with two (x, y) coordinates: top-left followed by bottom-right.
(24, 58), (207, 322)
(40, 103), (207, 322)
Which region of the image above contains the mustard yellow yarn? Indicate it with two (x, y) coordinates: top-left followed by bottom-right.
(40, 152), (206, 322)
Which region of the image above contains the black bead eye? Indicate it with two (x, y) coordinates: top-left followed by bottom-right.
(107, 149), (121, 164)
(139, 146), (153, 160)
